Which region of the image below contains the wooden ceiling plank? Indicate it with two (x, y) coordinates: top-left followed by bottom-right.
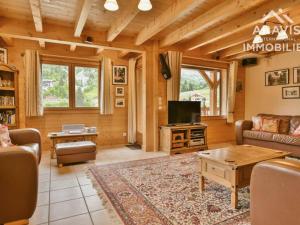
(107, 0), (139, 42)
(135, 0), (207, 45)
(29, 0), (43, 32)
(219, 44), (246, 59)
(0, 37), (14, 46)
(74, 0), (94, 37)
(183, 0), (300, 50)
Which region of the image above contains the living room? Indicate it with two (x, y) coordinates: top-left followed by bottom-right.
(0, 0), (299, 225)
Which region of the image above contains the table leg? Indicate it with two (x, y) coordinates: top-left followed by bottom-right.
(51, 139), (57, 159)
(199, 174), (205, 193)
(231, 187), (238, 209)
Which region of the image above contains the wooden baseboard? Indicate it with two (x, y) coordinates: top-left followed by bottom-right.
(5, 219), (29, 225)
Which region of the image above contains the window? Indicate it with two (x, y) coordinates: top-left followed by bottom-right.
(42, 64), (69, 107)
(41, 62), (99, 109)
(180, 67), (221, 116)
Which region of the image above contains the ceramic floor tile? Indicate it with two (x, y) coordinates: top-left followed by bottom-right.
(90, 209), (120, 225)
(39, 173), (50, 183)
(29, 205), (49, 225)
(50, 178), (78, 191)
(50, 187), (82, 203)
(49, 213), (92, 225)
(81, 184), (97, 197)
(37, 192), (50, 206)
(85, 195), (104, 212)
(39, 181), (50, 193)
(49, 198), (88, 221)
(78, 176), (92, 186)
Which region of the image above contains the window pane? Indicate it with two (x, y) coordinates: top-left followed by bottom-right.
(42, 64), (69, 107)
(75, 66), (99, 107)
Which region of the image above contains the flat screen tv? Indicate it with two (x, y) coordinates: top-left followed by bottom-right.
(168, 101), (201, 125)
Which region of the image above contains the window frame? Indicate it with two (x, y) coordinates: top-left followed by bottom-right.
(41, 60), (100, 111)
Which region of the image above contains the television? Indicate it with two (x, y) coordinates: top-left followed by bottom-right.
(168, 101), (201, 125)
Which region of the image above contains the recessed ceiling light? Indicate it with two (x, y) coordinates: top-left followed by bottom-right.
(104, 0), (119, 11)
(138, 0), (152, 11)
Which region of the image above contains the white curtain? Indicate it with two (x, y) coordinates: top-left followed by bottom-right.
(227, 61), (238, 123)
(100, 57), (113, 115)
(128, 58), (137, 143)
(167, 51), (182, 101)
(24, 49), (43, 117)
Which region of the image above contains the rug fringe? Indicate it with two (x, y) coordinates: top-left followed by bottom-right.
(86, 169), (123, 225)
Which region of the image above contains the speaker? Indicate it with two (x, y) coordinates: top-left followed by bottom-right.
(159, 53), (171, 80)
(242, 58), (257, 66)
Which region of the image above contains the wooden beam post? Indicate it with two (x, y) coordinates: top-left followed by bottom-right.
(74, 0), (94, 37)
(29, 0), (43, 32)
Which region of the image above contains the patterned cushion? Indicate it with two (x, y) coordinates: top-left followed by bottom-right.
(261, 118), (279, 133)
(290, 116), (300, 134)
(251, 116), (262, 131)
(273, 134), (300, 146)
(0, 125), (12, 147)
(243, 130), (274, 142)
(293, 125), (300, 136)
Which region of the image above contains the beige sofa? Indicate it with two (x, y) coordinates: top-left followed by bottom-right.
(0, 128), (41, 224)
(236, 114), (300, 157)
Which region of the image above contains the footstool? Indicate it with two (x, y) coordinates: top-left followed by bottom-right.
(55, 141), (96, 167)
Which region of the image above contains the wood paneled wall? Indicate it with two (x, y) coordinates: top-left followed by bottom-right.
(7, 40), (129, 150)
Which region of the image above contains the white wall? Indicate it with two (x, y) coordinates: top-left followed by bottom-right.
(245, 51), (300, 119)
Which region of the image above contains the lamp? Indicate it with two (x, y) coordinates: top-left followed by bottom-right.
(104, 0), (119, 11)
(253, 35), (263, 44)
(276, 29), (288, 41)
(259, 24), (271, 36)
(138, 0), (152, 11)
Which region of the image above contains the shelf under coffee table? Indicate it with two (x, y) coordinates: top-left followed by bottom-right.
(198, 145), (290, 208)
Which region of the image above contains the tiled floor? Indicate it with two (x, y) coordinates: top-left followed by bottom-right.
(30, 146), (168, 225)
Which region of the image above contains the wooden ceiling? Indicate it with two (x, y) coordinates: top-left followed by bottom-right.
(0, 0), (300, 60)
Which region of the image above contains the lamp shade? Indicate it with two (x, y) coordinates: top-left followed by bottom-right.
(253, 35), (263, 44)
(138, 0), (152, 11)
(276, 29), (288, 41)
(104, 0), (119, 11)
(259, 24), (271, 36)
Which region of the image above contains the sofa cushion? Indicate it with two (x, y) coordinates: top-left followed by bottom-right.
(261, 118), (279, 133)
(257, 114), (291, 134)
(55, 141), (96, 156)
(252, 116), (262, 131)
(243, 130), (274, 142)
(290, 116), (300, 134)
(273, 134), (300, 146)
(0, 125), (13, 147)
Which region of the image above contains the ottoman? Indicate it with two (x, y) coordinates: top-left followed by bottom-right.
(55, 141), (96, 167)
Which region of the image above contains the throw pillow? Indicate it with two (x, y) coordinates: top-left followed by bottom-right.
(0, 125), (13, 147)
(293, 125), (300, 136)
(278, 118), (290, 134)
(261, 118), (280, 133)
(252, 116), (262, 131)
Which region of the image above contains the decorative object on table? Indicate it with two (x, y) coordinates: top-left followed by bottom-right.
(88, 154), (250, 225)
(0, 48), (7, 64)
(115, 98), (125, 107)
(282, 86), (300, 99)
(115, 87), (124, 96)
(293, 67), (300, 84)
(112, 65), (127, 85)
(265, 68), (289, 86)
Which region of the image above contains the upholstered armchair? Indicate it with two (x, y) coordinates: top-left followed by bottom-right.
(0, 128), (41, 225)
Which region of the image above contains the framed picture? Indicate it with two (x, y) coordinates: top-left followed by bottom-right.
(115, 98), (125, 107)
(282, 86), (300, 99)
(293, 67), (300, 84)
(0, 48), (8, 64)
(112, 66), (127, 85)
(265, 69), (289, 86)
(115, 87), (124, 96)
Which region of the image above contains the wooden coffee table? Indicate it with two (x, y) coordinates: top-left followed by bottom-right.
(198, 145), (290, 208)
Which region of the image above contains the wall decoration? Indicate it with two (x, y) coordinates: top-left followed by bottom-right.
(265, 68), (289, 86)
(282, 86), (300, 99)
(115, 98), (125, 107)
(113, 66), (127, 85)
(0, 48), (8, 64)
(293, 67), (300, 84)
(115, 87), (124, 96)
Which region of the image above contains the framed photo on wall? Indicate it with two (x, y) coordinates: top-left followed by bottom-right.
(282, 86), (300, 99)
(0, 48), (8, 64)
(265, 68), (289, 86)
(115, 98), (125, 107)
(112, 66), (127, 85)
(115, 87), (124, 96)
(293, 67), (300, 84)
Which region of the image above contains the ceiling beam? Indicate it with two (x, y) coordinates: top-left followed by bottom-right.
(74, 0), (94, 37)
(96, 47), (104, 55)
(39, 40), (45, 48)
(160, 0), (267, 47)
(70, 44), (76, 51)
(219, 44), (247, 59)
(0, 36), (14, 46)
(183, 0), (300, 50)
(135, 0), (206, 45)
(107, 0), (139, 42)
(29, 0), (43, 32)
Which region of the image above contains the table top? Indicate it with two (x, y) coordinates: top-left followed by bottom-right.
(198, 145), (290, 168)
(47, 131), (98, 138)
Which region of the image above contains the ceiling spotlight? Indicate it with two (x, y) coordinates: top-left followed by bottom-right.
(253, 35), (263, 44)
(259, 24), (271, 36)
(104, 0), (119, 11)
(138, 0), (152, 11)
(276, 29), (288, 41)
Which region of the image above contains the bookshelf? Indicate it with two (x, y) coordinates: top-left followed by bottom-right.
(0, 64), (19, 128)
(160, 124), (208, 154)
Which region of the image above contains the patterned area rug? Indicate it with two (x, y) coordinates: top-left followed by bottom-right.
(89, 153), (250, 225)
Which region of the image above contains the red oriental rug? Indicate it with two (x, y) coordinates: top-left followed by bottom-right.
(89, 153), (250, 225)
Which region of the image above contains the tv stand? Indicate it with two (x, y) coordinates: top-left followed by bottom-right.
(160, 124), (208, 155)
